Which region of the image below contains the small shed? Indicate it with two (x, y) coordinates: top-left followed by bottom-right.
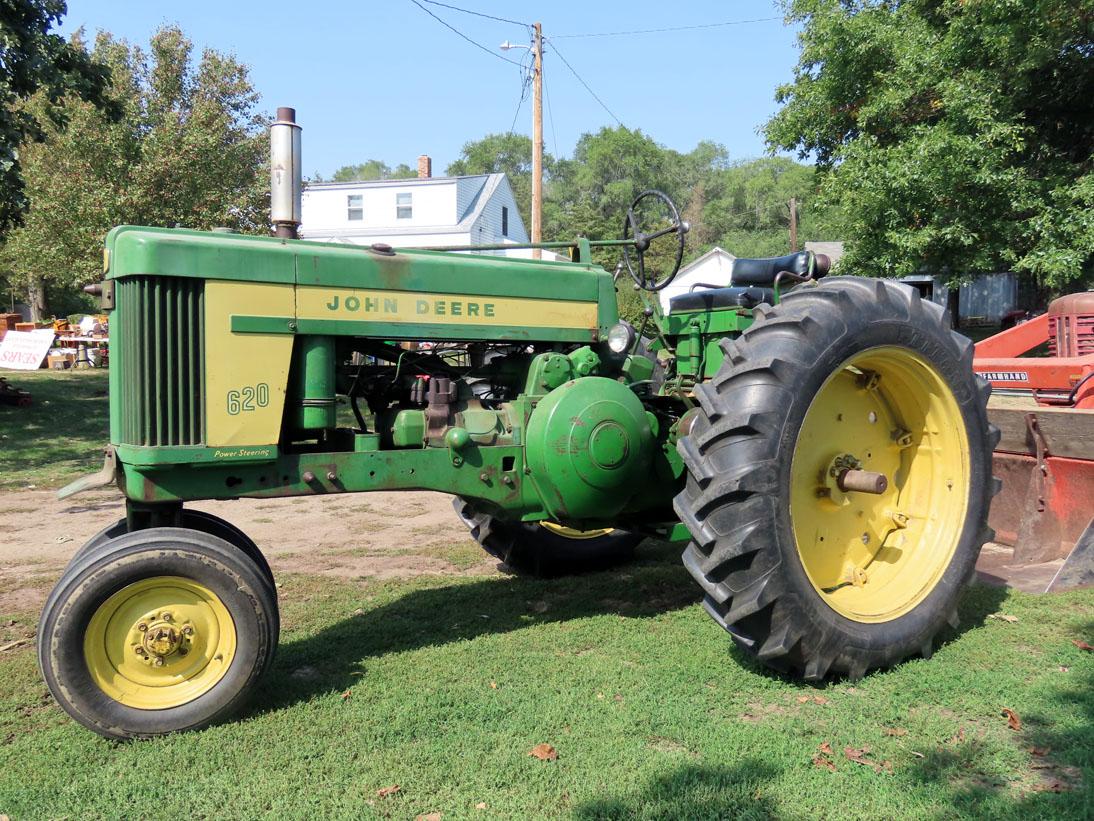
(659, 247), (737, 313)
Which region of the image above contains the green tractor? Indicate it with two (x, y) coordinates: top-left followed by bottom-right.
(40, 110), (996, 739)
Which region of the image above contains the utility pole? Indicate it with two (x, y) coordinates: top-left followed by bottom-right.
(788, 196), (798, 253)
(531, 22), (544, 259)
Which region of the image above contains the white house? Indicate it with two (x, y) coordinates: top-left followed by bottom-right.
(658, 247), (737, 312)
(300, 155), (531, 254)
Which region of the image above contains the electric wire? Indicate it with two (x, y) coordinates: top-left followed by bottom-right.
(407, 0), (524, 65)
(506, 51), (533, 137)
(543, 64), (559, 159)
(419, 0), (531, 27)
(552, 16), (783, 38)
(544, 37), (622, 126)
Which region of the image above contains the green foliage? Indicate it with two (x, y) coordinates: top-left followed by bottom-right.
(0, 26), (269, 312)
(766, 0), (1094, 286)
(330, 159), (416, 182)
(0, 1), (115, 237)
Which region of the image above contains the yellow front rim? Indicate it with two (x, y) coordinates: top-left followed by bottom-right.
(83, 576), (237, 709)
(789, 347), (969, 623)
(539, 522), (614, 540)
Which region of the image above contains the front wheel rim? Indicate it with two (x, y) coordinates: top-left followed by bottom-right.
(83, 576), (237, 709)
(789, 346), (970, 623)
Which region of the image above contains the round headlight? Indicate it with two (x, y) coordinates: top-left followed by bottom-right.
(607, 322), (635, 354)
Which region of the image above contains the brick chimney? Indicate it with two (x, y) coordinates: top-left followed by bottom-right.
(417, 155), (432, 179)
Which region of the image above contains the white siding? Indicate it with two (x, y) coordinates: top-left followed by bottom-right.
(659, 248), (737, 312)
(456, 176), (487, 221)
(301, 180), (457, 237)
(299, 173), (528, 255)
(470, 177), (527, 246)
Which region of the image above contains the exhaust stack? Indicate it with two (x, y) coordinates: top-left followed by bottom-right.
(270, 106), (302, 239)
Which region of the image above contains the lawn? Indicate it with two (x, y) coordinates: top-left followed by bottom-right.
(0, 369), (109, 490)
(0, 369), (1091, 818)
(0, 548), (1091, 819)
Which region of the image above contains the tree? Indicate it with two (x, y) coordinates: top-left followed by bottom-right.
(1, 26), (268, 317)
(0, 1), (115, 239)
(766, 0), (1094, 288)
(330, 159), (416, 182)
(447, 133), (556, 230)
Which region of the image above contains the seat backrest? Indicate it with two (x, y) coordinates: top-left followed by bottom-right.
(731, 251), (810, 286)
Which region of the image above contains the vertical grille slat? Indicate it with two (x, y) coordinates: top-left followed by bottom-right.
(116, 276), (205, 447)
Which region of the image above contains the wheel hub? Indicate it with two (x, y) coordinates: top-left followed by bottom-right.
(789, 347), (970, 623)
(84, 576), (236, 708)
(135, 613), (195, 664)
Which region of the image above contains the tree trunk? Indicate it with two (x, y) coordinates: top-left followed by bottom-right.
(27, 277), (49, 322)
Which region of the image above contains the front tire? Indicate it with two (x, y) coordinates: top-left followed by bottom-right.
(39, 528), (278, 739)
(674, 277), (998, 680)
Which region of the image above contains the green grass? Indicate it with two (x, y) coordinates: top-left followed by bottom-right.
(0, 540), (1090, 819)
(0, 369), (109, 490)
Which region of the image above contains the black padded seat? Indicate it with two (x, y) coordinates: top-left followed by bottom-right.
(669, 286), (775, 313)
(730, 251), (810, 285)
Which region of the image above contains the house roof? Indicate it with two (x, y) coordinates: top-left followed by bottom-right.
(676, 246), (737, 276)
(304, 173), (490, 189)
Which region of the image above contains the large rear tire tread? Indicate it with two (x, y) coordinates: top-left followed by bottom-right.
(453, 499), (644, 577)
(674, 276), (999, 681)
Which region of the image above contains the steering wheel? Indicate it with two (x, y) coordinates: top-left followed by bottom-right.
(621, 190), (689, 291)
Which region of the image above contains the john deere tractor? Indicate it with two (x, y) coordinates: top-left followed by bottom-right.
(39, 110), (996, 739)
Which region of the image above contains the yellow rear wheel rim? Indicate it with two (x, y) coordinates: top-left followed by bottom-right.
(83, 576), (237, 709)
(539, 522), (614, 540)
(789, 346), (969, 623)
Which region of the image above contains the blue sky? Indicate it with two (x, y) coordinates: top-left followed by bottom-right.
(60, 1), (803, 177)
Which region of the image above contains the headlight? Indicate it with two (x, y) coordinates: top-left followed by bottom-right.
(607, 322), (636, 354)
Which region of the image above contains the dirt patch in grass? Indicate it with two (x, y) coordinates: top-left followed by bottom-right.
(0, 487), (496, 613)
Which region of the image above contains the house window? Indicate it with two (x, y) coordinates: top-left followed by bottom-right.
(501, 206), (509, 237)
(396, 192), (412, 219)
(347, 194), (363, 221)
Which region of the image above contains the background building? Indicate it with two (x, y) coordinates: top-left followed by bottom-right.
(300, 155), (530, 254)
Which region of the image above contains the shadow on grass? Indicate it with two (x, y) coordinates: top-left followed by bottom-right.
(252, 540), (1012, 712)
(572, 760), (779, 820)
(254, 539), (700, 710)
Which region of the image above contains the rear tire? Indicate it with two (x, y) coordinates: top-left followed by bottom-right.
(454, 499), (643, 577)
(674, 277), (998, 680)
(39, 527), (278, 740)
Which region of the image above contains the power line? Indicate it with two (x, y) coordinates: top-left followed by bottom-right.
(408, 0), (524, 65)
(552, 16), (782, 39)
(506, 52), (534, 136)
(545, 38), (622, 126)
(543, 66), (559, 159)
(419, 0), (531, 27)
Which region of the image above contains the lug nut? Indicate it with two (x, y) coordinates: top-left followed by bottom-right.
(161, 612), (173, 623)
(135, 646), (146, 656)
(137, 623), (148, 632)
(327, 470), (337, 481)
(181, 625), (194, 636)
(153, 657), (165, 667)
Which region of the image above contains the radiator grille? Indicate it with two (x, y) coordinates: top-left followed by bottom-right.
(115, 276), (205, 446)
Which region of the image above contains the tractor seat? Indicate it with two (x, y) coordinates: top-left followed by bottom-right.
(730, 251), (811, 285)
(668, 286), (776, 313)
